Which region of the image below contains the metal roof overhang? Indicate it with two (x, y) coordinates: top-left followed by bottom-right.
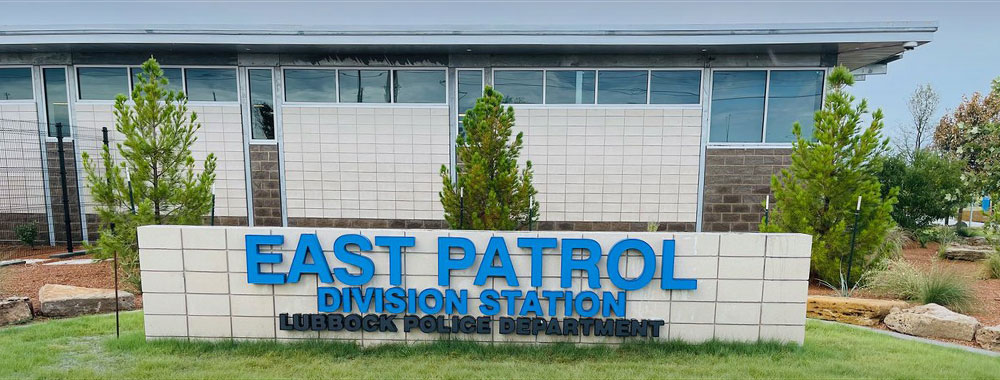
(0, 22), (937, 69)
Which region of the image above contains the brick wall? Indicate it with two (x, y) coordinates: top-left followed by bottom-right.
(250, 145), (282, 227)
(702, 148), (791, 232)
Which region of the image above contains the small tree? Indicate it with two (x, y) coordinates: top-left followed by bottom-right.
(83, 57), (216, 290)
(439, 86), (539, 230)
(877, 150), (966, 230)
(762, 66), (897, 286)
(905, 84), (940, 154)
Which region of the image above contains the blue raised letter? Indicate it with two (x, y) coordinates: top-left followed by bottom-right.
(561, 238), (602, 288)
(438, 236), (476, 286)
(474, 236), (518, 286)
(660, 240), (697, 290)
(518, 237), (557, 287)
(333, 234), (375, 286)
(246, 234), (285, 284)
(288, 234), (335, 284)
(607, 239), (655, 290)
(374, 236), (414, 286)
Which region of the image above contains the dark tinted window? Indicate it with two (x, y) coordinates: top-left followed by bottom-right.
(0, 68), (33, 100)
(130, 67), (183, 93)
(78, 67), (128, 100)
(765, 70), (824, 143)
(494, 70), (543, 104)
(43, 68), (70, 137)
(545, 70), (595, 104)
(185, 68), (238, 102)
(710, 71), (766, 143)
(457, 70), (483, 114)
(249, 69), (275, 140)
(597, 70), (648, 104)
(339, 70), (390, 103)
(284, 69), (336, 103)
(393, 70), (446, 103)
(650, 70), (701, 104)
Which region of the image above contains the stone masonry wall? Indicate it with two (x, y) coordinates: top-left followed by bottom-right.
(702, 148), (792, 232)
(250, 144), (282, 227)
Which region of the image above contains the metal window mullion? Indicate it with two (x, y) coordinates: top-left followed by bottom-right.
(271, 67), (288, 227)
(65, 65), (89, 243)
(33, 65), (57, 245)
(541, 69), (547, 105)
(695, 68), (713, 232)
(761, 70), (771, 143)
(238, 67), (255, 226)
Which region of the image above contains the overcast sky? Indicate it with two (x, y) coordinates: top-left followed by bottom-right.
(4, 1), (998, 142)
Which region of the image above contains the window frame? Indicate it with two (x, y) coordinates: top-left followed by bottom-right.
(280, 67), (449, 107)
(128, 65), (185, 96)
(706, 66), (829, 147)
(490, 67), (704, 107)
(41, 65), (73, 140)
(0, 65), (35, 103)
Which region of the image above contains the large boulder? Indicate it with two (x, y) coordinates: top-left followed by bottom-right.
(38, 284), (135, 317)
(884, 303), (981, 341)
(942, 245), (992, 261)
(975, 325), (1000, 351)
(0, 297), (33, 326)
(807, 296), (909, 326)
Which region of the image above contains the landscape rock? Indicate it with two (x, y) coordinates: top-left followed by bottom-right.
(884, 303), (981, 341)
(961, 236), (990, 247)
(975, 325), (1000, 351)
(806, 295), (909, 326)
(942, 244), (993, 261)
(0, 297), (33, 326)
(38, 284), (135, 317)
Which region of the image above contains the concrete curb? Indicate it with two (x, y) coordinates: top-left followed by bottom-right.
(809, 318), (1000, 357)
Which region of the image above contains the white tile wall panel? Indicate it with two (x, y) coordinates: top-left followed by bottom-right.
(511, 107), (702, 224)
(282, 106), (449, 220)
(73, 104), (247, 218)
(0, 103), (45, 213)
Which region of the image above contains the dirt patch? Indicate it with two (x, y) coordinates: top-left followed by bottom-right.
(0, 245), (70, 261)
(0, 254), (141, 314)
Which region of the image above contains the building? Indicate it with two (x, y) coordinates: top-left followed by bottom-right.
(0, 21), (935, 246)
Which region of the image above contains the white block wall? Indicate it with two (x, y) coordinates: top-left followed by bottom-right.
(139, 226), (811, 345)
(73, 104), (248, 218)
(0, 103), (45, 213)
(281, 107), (450, 220)
(512, 107), (702, 224)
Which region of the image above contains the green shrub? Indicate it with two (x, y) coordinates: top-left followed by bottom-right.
(915, 225), (957, 248)
(876, 151), (966, 230)
(868, 259), (976, 312)
(13, 223), (37, 247)
(984, 253), (1000, 279)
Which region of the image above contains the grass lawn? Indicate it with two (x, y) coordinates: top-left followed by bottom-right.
(1, 312), (998, 379)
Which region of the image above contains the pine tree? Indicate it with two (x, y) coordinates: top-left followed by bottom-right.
(761, 66), (897, 286)
(439, 86), (539, 230)
(82, 57), (216, 289)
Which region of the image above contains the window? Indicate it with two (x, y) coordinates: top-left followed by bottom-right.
(339, 70), (390, 103)
(710, 71), (767, 143)
(185, 68), (238, 102)
(650, 70), (701, 104)
(0, 68), (33, 100)
(77, 67), (128, 100)
(284, 69), (336, 103)
(545, 70), (595, 104)
(130, 67), (183, 93)
(765, 70), (824, 143)
(43, 68), (70, 137)
(248, 69), (275, 140)
(393, 70), (446, 103)
(597, 70), (648, 104)
(457, 70), (483, 115)
(494, 70), (543, 104)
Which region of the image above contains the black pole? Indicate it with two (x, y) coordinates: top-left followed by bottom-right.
(112, 223), (120, 338)
(846, 205), (861, 287)
(458, 187), (464, 230)
(55, 122), (73, 253)
(127, 182), (135, 214)
(210, 193), (216, 226)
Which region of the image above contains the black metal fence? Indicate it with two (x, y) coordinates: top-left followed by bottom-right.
(0, 118), (113, 261)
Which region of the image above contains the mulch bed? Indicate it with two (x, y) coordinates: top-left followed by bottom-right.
(0, 253), (142, 313)
(809, 241), (1000, 326)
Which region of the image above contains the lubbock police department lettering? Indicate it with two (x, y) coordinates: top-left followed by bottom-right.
(246, 234), (696, 338)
